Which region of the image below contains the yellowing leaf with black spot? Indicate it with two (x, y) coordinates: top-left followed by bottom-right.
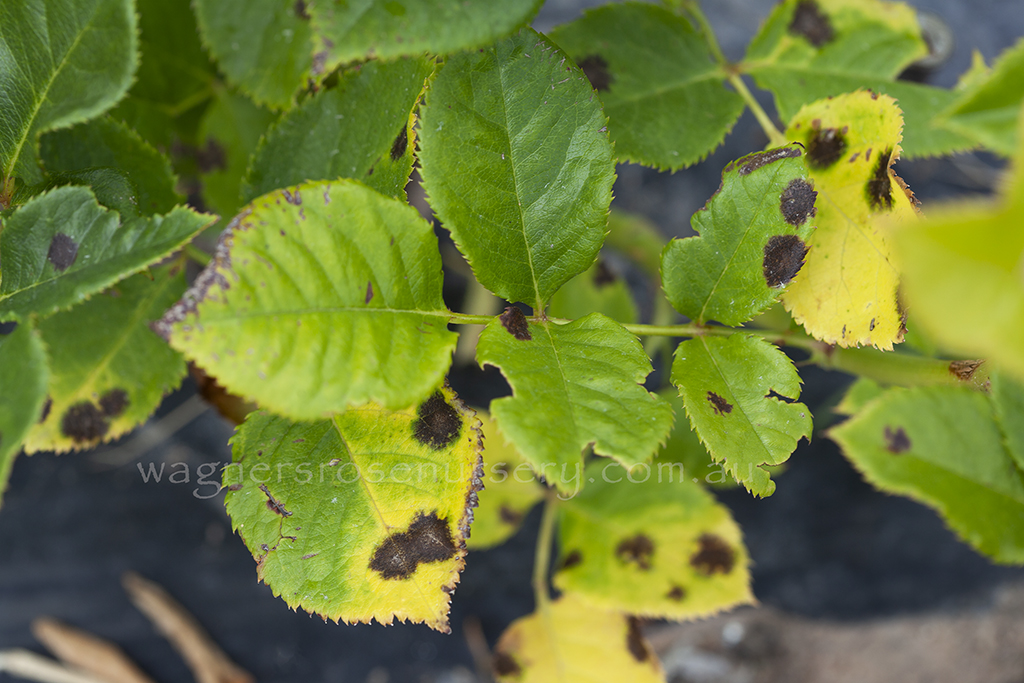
(157, 180), (458, 420)
(467, 411), (543, 550)
(781, 91), (919, 349)
(492, 594), (664, 683)
(554, 462), (751, 620)
(25, 262), (188, 453)
(661, 144), (817, 326)
(672, 334), (812, 497)
(476, 310), (674, 496)
(224, 386), (483, 632)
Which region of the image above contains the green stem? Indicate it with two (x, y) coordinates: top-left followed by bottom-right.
(817, 347), (991, 390)
(533, 488), (560, 612)
(184, 243), (212, 267)
(448, 312), (496, 325)
(727, 73), (787, 147)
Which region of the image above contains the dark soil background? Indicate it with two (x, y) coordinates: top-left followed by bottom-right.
(3, 1), (1024, 682)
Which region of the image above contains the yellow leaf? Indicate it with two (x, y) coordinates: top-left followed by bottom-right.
(781, 90), (919, 349)
(492, 594), (664, 682)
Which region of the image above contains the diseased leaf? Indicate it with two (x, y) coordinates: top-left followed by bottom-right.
(661, 144), (816, 326)
(25, 263), (188, 453)
(781, 91), (919, 349)
(158, 180), (457, 419)
(492, 593), (664, 683)
(549, 259), (638, 325)
(476, 311), (673, 495)
(655, 389), (735, 490)
(672, 334), (812, 497)
(937, 38), (1024, 156)
(244, 58), (434, 204)
(0, 321), (49, 508)
(40, 116), (180, 217)
(467, 411), (543, 550)
(555, 461), (751, 619)
(194, 0), (313, 110)
(549, 2), (744, 170)
(224, 385), (483, 632)
(0, 186), (212, 322)
(742, 0), (972, 157)
(419, 29), (615, 310)
(309, 0), (541, 77)
(895, 107), (1024, 379)
(0, 0), (137, 186)
(831, 385), (1024, 564)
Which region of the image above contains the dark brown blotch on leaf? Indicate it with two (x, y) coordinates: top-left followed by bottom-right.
(365, 281), (374, 304)
(61, 402), (109, 443)
(866, 150), (894, 211)
(626, 616), (649, 662)
(500, 306), (531, 341)
(667, 585), (686, 601)
(282, 189), (302, 206)
(707, 391), (733, 416)
(779, 178), (817, 226)
(616, 533), (655, 571)
(561, 549), (583, 570)
(807, 127), (846, 169)
(884, 425), (911, 453)
(949, 359), (984, 382)
(578, 54), (613, 92)
(499, 505), (523, 526)
(39, 396), (52, 423)
(99, 389), (129, 418)
(736, 146), (801, 176)
(763, 234), (809, 288)
(593, 260), (616, 287)
(260, 484), (292, 517)
(492, 651), (522, 677)
(47, 233), (79, 272)
(690, 533), (735, 575)
(413, 392), (463, 450)
(789, 0), (834, 47)
(294, 0), (310, 19)
(390, 126), (408, 161)
(369, 511), (457, 580)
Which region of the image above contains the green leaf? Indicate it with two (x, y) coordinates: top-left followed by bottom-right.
(0, 186), (211, 322)
(0, 0), (138, 186)
(0, 321), (49, 508)
(476, 311), (673, 495)
(40, 116), (180, 216)
(198, 90), (277, 218)
(25, 262), (188, 453)
(671, 334), (812, 497)
(549, 2), (744, 170)
(158, 179), (457, 419)
(243, 57), (434, 205)
(109, 0), (217, 149)
(419, 28), (616, 310)
(467, 411), (543, 550)
(194, 0), (314, 110)
(655, 388), (735, 490)
(835, 377), (886, 415)
(554, 461), (751, 619)
(831, 385), (1024, 564)
(937, 39), (1024, 156)
(224, 386), (483, 632)
(895, 109), (1024, 380)
(308, 0), (541, 76)
(661, 144), (815, 326)
(993, 372), (1024, 472)
(549, 258), (638, 325)
(492, 593), (664, 683)
(742, 0), (972, 157)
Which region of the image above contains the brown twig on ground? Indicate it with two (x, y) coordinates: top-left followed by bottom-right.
(121, 572), (254, 683)
(0, 649), (108, 683)
(30, 618), (155, 683)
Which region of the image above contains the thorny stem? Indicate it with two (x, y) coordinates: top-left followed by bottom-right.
(533, 488), (560, 613)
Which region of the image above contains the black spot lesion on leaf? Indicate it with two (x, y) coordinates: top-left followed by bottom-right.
(61, 402), (110, 444)
(413, 392), (463, 449)
(499, 505), (523, 526)
(294, 0), (310, 19)
(690, 533), (735, 575)
(625, 616), (650, 662)
(616, 533), (655, 570)
(492, 651), (522, 678)
(789, 0), (834, 47)
(499, 306), (532, 341)
(560, 549), (583, 570)
(666, 585), (686, 601)
(733, 146), (801, 176)
(369, 511), (458, 580)
(806, 125), (847, 169)
(763, 234), (809, 288)
(884, 425), (911, 453)
(38, 396), (52, 423)
(866, 149), (895, 211)
(99, 389), (129, 418)
(47, 233), (79, 272)
(707, 391), (733, 416)
(779, 178), (817, 227)
(577, 54), (613, 92)
(390, 126), (409, 161)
